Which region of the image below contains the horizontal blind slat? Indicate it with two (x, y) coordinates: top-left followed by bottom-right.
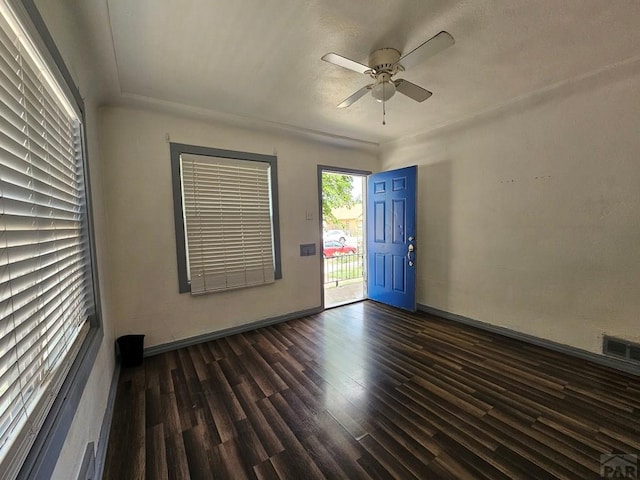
(181, 154), (275, 295)
(0, 7), (92, 474)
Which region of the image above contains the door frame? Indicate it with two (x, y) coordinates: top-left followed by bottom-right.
(317, 165), (371, 309)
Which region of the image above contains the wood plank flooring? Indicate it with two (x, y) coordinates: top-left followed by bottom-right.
(103, 301), (640, 479)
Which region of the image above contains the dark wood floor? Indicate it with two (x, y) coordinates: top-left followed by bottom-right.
(103, 301), (640, 479)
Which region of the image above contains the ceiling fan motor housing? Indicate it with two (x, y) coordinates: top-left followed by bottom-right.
(368, 48), (402, 74)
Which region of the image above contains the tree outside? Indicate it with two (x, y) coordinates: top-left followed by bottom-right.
(321, 172), (355, 228)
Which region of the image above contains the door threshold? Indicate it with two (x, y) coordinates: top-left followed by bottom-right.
(324, 298), (366, 310)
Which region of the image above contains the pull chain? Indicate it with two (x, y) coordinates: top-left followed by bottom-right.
(382, 82), (386, 125)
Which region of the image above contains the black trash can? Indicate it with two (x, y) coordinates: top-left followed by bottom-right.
(117, 334), (145, 367)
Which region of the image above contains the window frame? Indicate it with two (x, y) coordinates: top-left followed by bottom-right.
(170, 142), (282, 293)
(3, 1), (103, 479)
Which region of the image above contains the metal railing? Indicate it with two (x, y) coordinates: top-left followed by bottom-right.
(323, 253), (364, 286)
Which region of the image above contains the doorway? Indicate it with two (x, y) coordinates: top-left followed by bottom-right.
(318, 167), (369, 308)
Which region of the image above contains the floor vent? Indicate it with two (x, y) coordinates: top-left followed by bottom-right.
(603, 336), (640, 363)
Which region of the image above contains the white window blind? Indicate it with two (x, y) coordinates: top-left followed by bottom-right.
(181, 154), (275, 294)
(0, 3), (90, 477)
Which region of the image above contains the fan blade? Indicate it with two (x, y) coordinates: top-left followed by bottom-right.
(394, 79), (432, 102)
(398, 31), (454, 69)
(337, 85), (372, 108)
(322, 53), (370, 74)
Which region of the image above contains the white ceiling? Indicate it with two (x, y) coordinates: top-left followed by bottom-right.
(79, 0), (640, 144)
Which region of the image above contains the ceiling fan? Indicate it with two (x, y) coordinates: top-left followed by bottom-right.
(321, 31), (454, 122)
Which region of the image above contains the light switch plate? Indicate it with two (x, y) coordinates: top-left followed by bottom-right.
(300, 243), (316, 256)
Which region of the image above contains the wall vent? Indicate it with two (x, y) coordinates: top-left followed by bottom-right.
(603, 336), (640, 364)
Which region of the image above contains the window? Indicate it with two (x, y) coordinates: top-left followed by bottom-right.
(0, 1), (97, 478)
(171, 143), (281, 294)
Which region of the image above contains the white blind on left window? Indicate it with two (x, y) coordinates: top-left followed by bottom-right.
(0, 3), (90, 477)
(181, 154), (275, 294)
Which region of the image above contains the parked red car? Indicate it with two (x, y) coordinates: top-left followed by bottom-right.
(323, 241), (356, 258)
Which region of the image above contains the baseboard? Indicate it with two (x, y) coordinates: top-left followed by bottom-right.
(417, 303), (640, 377)
(93, 361), (120, 480)
(144, 306), (324, 357)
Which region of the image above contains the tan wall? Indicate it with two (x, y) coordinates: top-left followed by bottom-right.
(99, 106), (379, 348)
(381, 62), (640, 354)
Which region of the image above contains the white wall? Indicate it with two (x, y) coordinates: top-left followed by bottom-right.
(381, 61), (640, 354)
(99, 106), (378, 348)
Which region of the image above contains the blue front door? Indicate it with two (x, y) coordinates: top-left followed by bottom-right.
(366, 166), (417, 311)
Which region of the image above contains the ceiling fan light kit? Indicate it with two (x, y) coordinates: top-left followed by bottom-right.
(321, 31), (455, 124)
(371, 74), (396, 102)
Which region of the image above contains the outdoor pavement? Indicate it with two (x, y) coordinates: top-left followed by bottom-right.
(324, 279), (364, 307)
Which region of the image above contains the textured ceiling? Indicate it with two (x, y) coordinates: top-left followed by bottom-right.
(86, 0), (640, 144)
